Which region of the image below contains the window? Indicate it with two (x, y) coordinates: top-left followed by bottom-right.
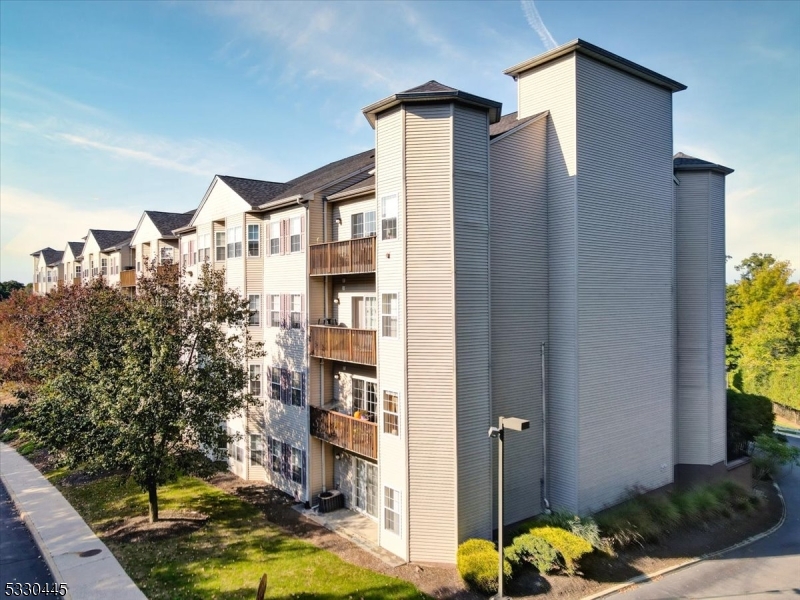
(291, 371), (302, 407)
(248, 224), (260, 257)
(383, 391), (399, 435)
(75, 265), (82, 278)
(215, 231), (226, 261)
(353, 379), (377, 420)
(353, 296), (377, 330)
(269, 438), (281, 473)
(381, 194), (398, 240)
(352, 211), (377, 239)
(290, 217), (301, 253)
(182, 242), (189, 267)
(136, 261), (141, 273)
(235, 445), (243, 462)
(227, 226), (242, 258)
(250, 434), (263, 466)
(382, 293), (398, 337)
(290, 294), (302, 329)
(270, 295), (281, 328)
(291, 446), (304, 484)
(384, 487), (401, 535)
(190, 240), (196, 265)
(46, 271), (52, 283)
(160, 247), (174, 263)
(101, 258), (108, 276)
(199, 233), (211, 261)
(249, 364), (261, 396)
(269, 222), (280, 255)
(270, 367), (281, 400)
(248, 295), (261, 326)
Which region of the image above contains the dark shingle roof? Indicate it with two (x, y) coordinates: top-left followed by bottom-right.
(67, 241), (84, 258)
(89, 229), (135, 253)
(328, 174), (376, 200)
(217, 177), (290, 208)
(36, 248), (63, 265)
(400, 81), (458, 94)
(264, 149), (375, 205)
(145, 210), (196, 237)
(489, 111), (544, 139)
(673, 152), (734, 175)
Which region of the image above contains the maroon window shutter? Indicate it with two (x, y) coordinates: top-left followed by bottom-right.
(281, 293), (288, 329)
(300, 215), (306, 251)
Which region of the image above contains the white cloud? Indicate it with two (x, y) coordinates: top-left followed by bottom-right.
(520, 0), (558, 51)
(0, 187), (143, 283)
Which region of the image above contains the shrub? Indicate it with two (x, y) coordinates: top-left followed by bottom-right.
(527, 526), (593, 575)
(682, 487), (723, 521)
(457, 539), (511, 595)
(727, 389), (774, 460)
(637, 493), (682, 531)
(752, 433), (800, 479)
(505, 533), (559, 574)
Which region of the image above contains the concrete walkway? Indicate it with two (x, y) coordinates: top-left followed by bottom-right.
(0, 443), (147, 600)
(602, 435), (800, 599)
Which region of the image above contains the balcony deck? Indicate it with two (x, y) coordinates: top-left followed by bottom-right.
(309, 237), (376, 276)
(120, 270), (136, 288)
(310, 405), (377, 460)
(309, 325), (376, 366)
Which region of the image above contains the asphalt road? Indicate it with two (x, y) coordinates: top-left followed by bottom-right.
(610, 436), (800, 599)
(0, 478), (53, 589)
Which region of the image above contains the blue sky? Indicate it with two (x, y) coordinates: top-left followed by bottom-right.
(1, 1), (798, 284)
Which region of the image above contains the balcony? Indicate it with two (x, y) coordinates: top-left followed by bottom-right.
(72, 277), (81, 286)
(309, 325), (376, 366)
(120, 270), (137, 288)
(309, 237), (376, 276)
(310, 406), (377, 460)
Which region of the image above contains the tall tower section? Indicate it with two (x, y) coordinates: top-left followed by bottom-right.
(363, 83), (501, 562)
(506, 40), (686, 512)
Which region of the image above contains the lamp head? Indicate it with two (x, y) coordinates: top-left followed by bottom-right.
(502, 417), (530, 432)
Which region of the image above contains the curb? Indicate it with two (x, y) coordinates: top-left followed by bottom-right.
(0, 465), (73, 600)
(579, 481), (787, 600)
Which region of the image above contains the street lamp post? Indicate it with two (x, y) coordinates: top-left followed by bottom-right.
(488, 416), (530, 600)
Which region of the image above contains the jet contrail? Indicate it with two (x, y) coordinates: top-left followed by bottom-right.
(521, 0), (557, 51)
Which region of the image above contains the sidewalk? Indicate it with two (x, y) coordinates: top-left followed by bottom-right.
(0, 443), (146, 600)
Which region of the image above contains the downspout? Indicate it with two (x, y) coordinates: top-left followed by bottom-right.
(320, 196), (328, 494)
(541, 341), (551, 514)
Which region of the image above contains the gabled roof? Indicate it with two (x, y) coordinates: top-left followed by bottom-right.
(31, 247), (63, 265)
(673, 152), (734, 175)
(145, 210), (196, 237)
(216, 177), (290, 208)
(86, 230), (135, 254)
(362, 80), (502, 127)
(489, 111), (544, 139)
(266, 149), (375, 205)
(328, 174), (376, 201)
(504, 39), (687, 93)
(67, 241), (85, 258)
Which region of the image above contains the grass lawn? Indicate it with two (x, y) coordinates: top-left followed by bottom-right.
(46, 470), (428, 600)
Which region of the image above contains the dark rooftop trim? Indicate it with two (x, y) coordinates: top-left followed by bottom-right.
(67, 241), (85, 258)
(489, 111), (546, 140)
(145, 210), (196, 237)
(83, 230), (135, 256)
(504, 39), (687, 92)
(362, 80), (502, 127)
(217, 176), (290, 208)
(674, 152), (734, 175)
(327, 174), (376, 201)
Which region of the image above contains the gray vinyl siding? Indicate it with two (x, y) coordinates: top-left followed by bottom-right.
(575, 54), (674, 511)
(675, 170), (727, 465)
(518, 53), (579, 511)
(404, 103), (457, 563)
(452, 105), (493, 542)
(247, 405), (267, 481)
(489, 116), (548, 526)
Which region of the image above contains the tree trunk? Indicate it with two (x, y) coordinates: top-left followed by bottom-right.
(147, 479), (159, 523)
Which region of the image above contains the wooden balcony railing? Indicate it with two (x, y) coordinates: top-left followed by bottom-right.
(72, 277), (81, 286)
(310, 406), (377, 459)
(120, 270), (137, 288)
(309, 325), (377, 366)
(309, 236), (376, 276)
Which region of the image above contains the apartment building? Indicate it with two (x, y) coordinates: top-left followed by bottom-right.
(32, 39), (732, 565)
(30, 247), (63, 294)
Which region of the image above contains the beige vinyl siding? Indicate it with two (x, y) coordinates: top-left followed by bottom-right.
(574, 54), (675, 511)
(332, 275), (376, 328)
(489, 116), (548, 526)
(193, 179), (252, 225)
(333, 364), (378, 413)
(332, 196), (377, 242)
(245, 215), (265, 342)
(517, 54), (579, 511)
(375, 106), (407, 560)
(82, 235), (102, 283)
(675, 170), (727, 466)
(130, 215), (161, 248)
(404, 103), (456, 563)
(452, 105), (492, 542)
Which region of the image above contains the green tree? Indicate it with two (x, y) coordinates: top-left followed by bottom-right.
(24, 264), (261, 521)
(0, 281), (25, 300)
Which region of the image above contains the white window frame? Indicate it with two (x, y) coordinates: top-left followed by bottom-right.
(199, 233), (211, 262)
(269, 295), (281, 328)
(269, 438), (281, 473)
(352, 211), (377, 239)
(249, 434), (263, 466)
(269, 222), (280, 255)
(290, 217), (301, 253)
(215, 231), (226, 261)
(291, 371), (302, 407)
(381, 293), (398, 338)
(290, 294), (302, 329)
(161, 246), (174, 264)
(249, 364), (261, 396)
(353, 378), (377, 420)
(247, 224), (260, 257)
(270, 366), (281, 400)
(384, 486), (401, 535)
(291, 446), (304, 484)
(353, 296), (377, 330)
(248, 294), (261, 326)
(101, 257), (108, 276)
(381, 194), (398, 240)
(75, 265), (82, 278)
(383, 390), (400, 436)
(227, 226), (242, 258)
